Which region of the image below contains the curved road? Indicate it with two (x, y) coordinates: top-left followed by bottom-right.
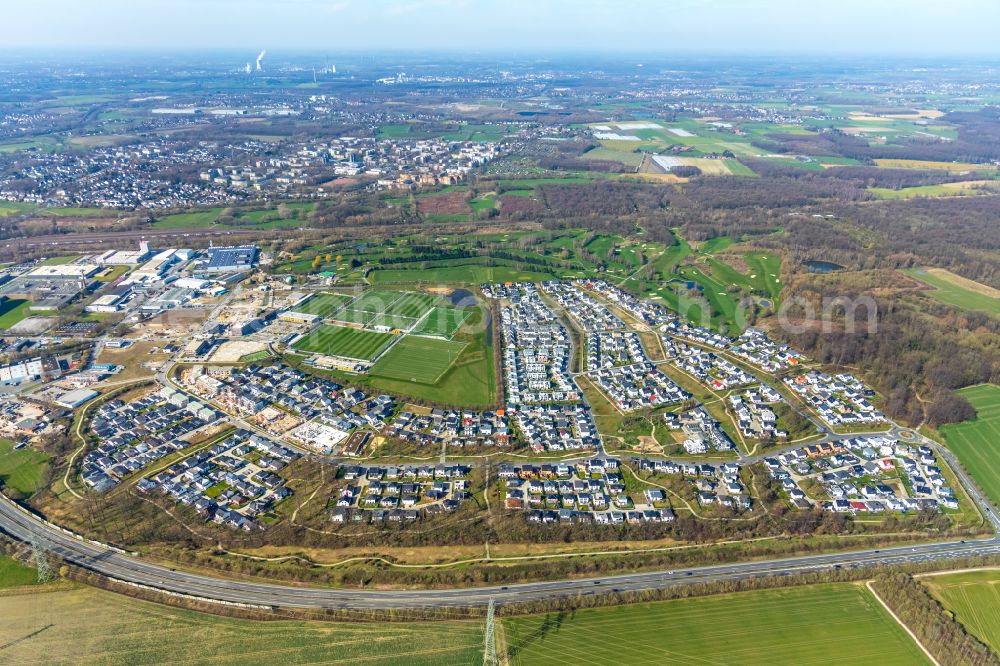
(1, 489), (998, 610)
(4, 313), (999, 609)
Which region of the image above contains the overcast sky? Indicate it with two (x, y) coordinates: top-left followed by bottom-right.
(5, 0), (1000, 55)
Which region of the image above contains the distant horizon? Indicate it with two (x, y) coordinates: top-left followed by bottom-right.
(5, 0), (1000, 56)
(2, 47), (1000, 63)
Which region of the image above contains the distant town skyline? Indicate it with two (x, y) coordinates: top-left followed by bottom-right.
(5, 0), (1000, 56)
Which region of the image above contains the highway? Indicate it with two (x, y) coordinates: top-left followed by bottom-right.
(6, 347), (999, 610)
(1, 482), (998, 610)
(3, 283), (998, 610)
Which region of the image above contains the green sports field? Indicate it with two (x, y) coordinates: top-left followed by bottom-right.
(371, 336), (467, 383)
(0, 585), (483, 665)
(293, 325), (396, 360)
(412, 306), (472, 339)
(333, 290), (410, 325)
(940, 384), (1000, 506)
(290, 292), (354, 318)
(370, 313), (418, 331)
(332, 306), (376, 326)
(503, 583), (930, 666)
(385, 291), (439, 318)
(350, 289), (408, 313)
(922, 569), (1000, 652)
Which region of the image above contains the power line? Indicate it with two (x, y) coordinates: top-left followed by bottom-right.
(30, 536), (53, 583)
(483, 596), (497, 666)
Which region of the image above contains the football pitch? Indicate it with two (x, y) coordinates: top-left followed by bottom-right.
(940, 384), (1000, 506)
(332, 290), (431, 327)
(289, 292), (353, 318)
(385, 291), (439, 318)
(411, 306), (472, 339)
(293, 324), (395, 360)
(503, 583), (930, 666)
(371, 336), (467, 383)
(327, 288), (471, 338)
(370, 313), (418, 331)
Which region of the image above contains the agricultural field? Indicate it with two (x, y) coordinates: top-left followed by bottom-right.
(874, 158), (997, 172)
(0, 438), (50, 497)
(870, 180), (1000, 199)
(580, 146), (645, 167)
(0, 585), (483, 665)
(904, 268), (1000, 318)
(503, 583), (930, 665)
(292, 324), (396, 361)
(289, 292), (354, 318)
(371, 336), (467, 384)
(922, 569), (1000, 652)
(590, 119), (763, 160)
(940, 384), (1000, 506)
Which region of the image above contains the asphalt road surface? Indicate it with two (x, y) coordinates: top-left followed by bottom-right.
(1, 492), (998, 610)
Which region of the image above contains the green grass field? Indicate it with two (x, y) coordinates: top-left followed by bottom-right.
(293, 325), (396, 360)
(330, 289), (435, 327)
(412, 306), (472, 339)
(153, 208), (223, 229)
(369, 313), (418, 331)
(0, 438), (50, 496)
(905, 268), (1000, 317)
(370, 264), (556, 285)
(238, 350), (272, 363)
(503, 583), (929, 665)
(0, 298), (34, 330)
(333, 306), (377, 326)
(0, 201), (35, 217)
(0, 585), (483, 665)
(385, 292), (439, 318)
(0, 554), (37, 588)
(39, 254), (79, 265)
(291, 292), (354, 318)
(347, 289), (405, 312)
(922, 569), (1000, 652)
(870, 182), (1000, 199)
(371, 336), (468, 384)
(311, 306), (496, 407)
(940, 384), (1000, 506)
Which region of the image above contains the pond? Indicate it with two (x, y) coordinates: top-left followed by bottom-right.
(448, 288), (477, 307)
(803, 259), (845, 274)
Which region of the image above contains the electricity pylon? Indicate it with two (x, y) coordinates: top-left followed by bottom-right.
(483, 596), (497, 666)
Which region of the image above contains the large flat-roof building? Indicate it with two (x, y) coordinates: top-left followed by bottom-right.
(0, 263), (100, 311)
(204, 245), (258, 273)
(55, 388), (99, 408)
